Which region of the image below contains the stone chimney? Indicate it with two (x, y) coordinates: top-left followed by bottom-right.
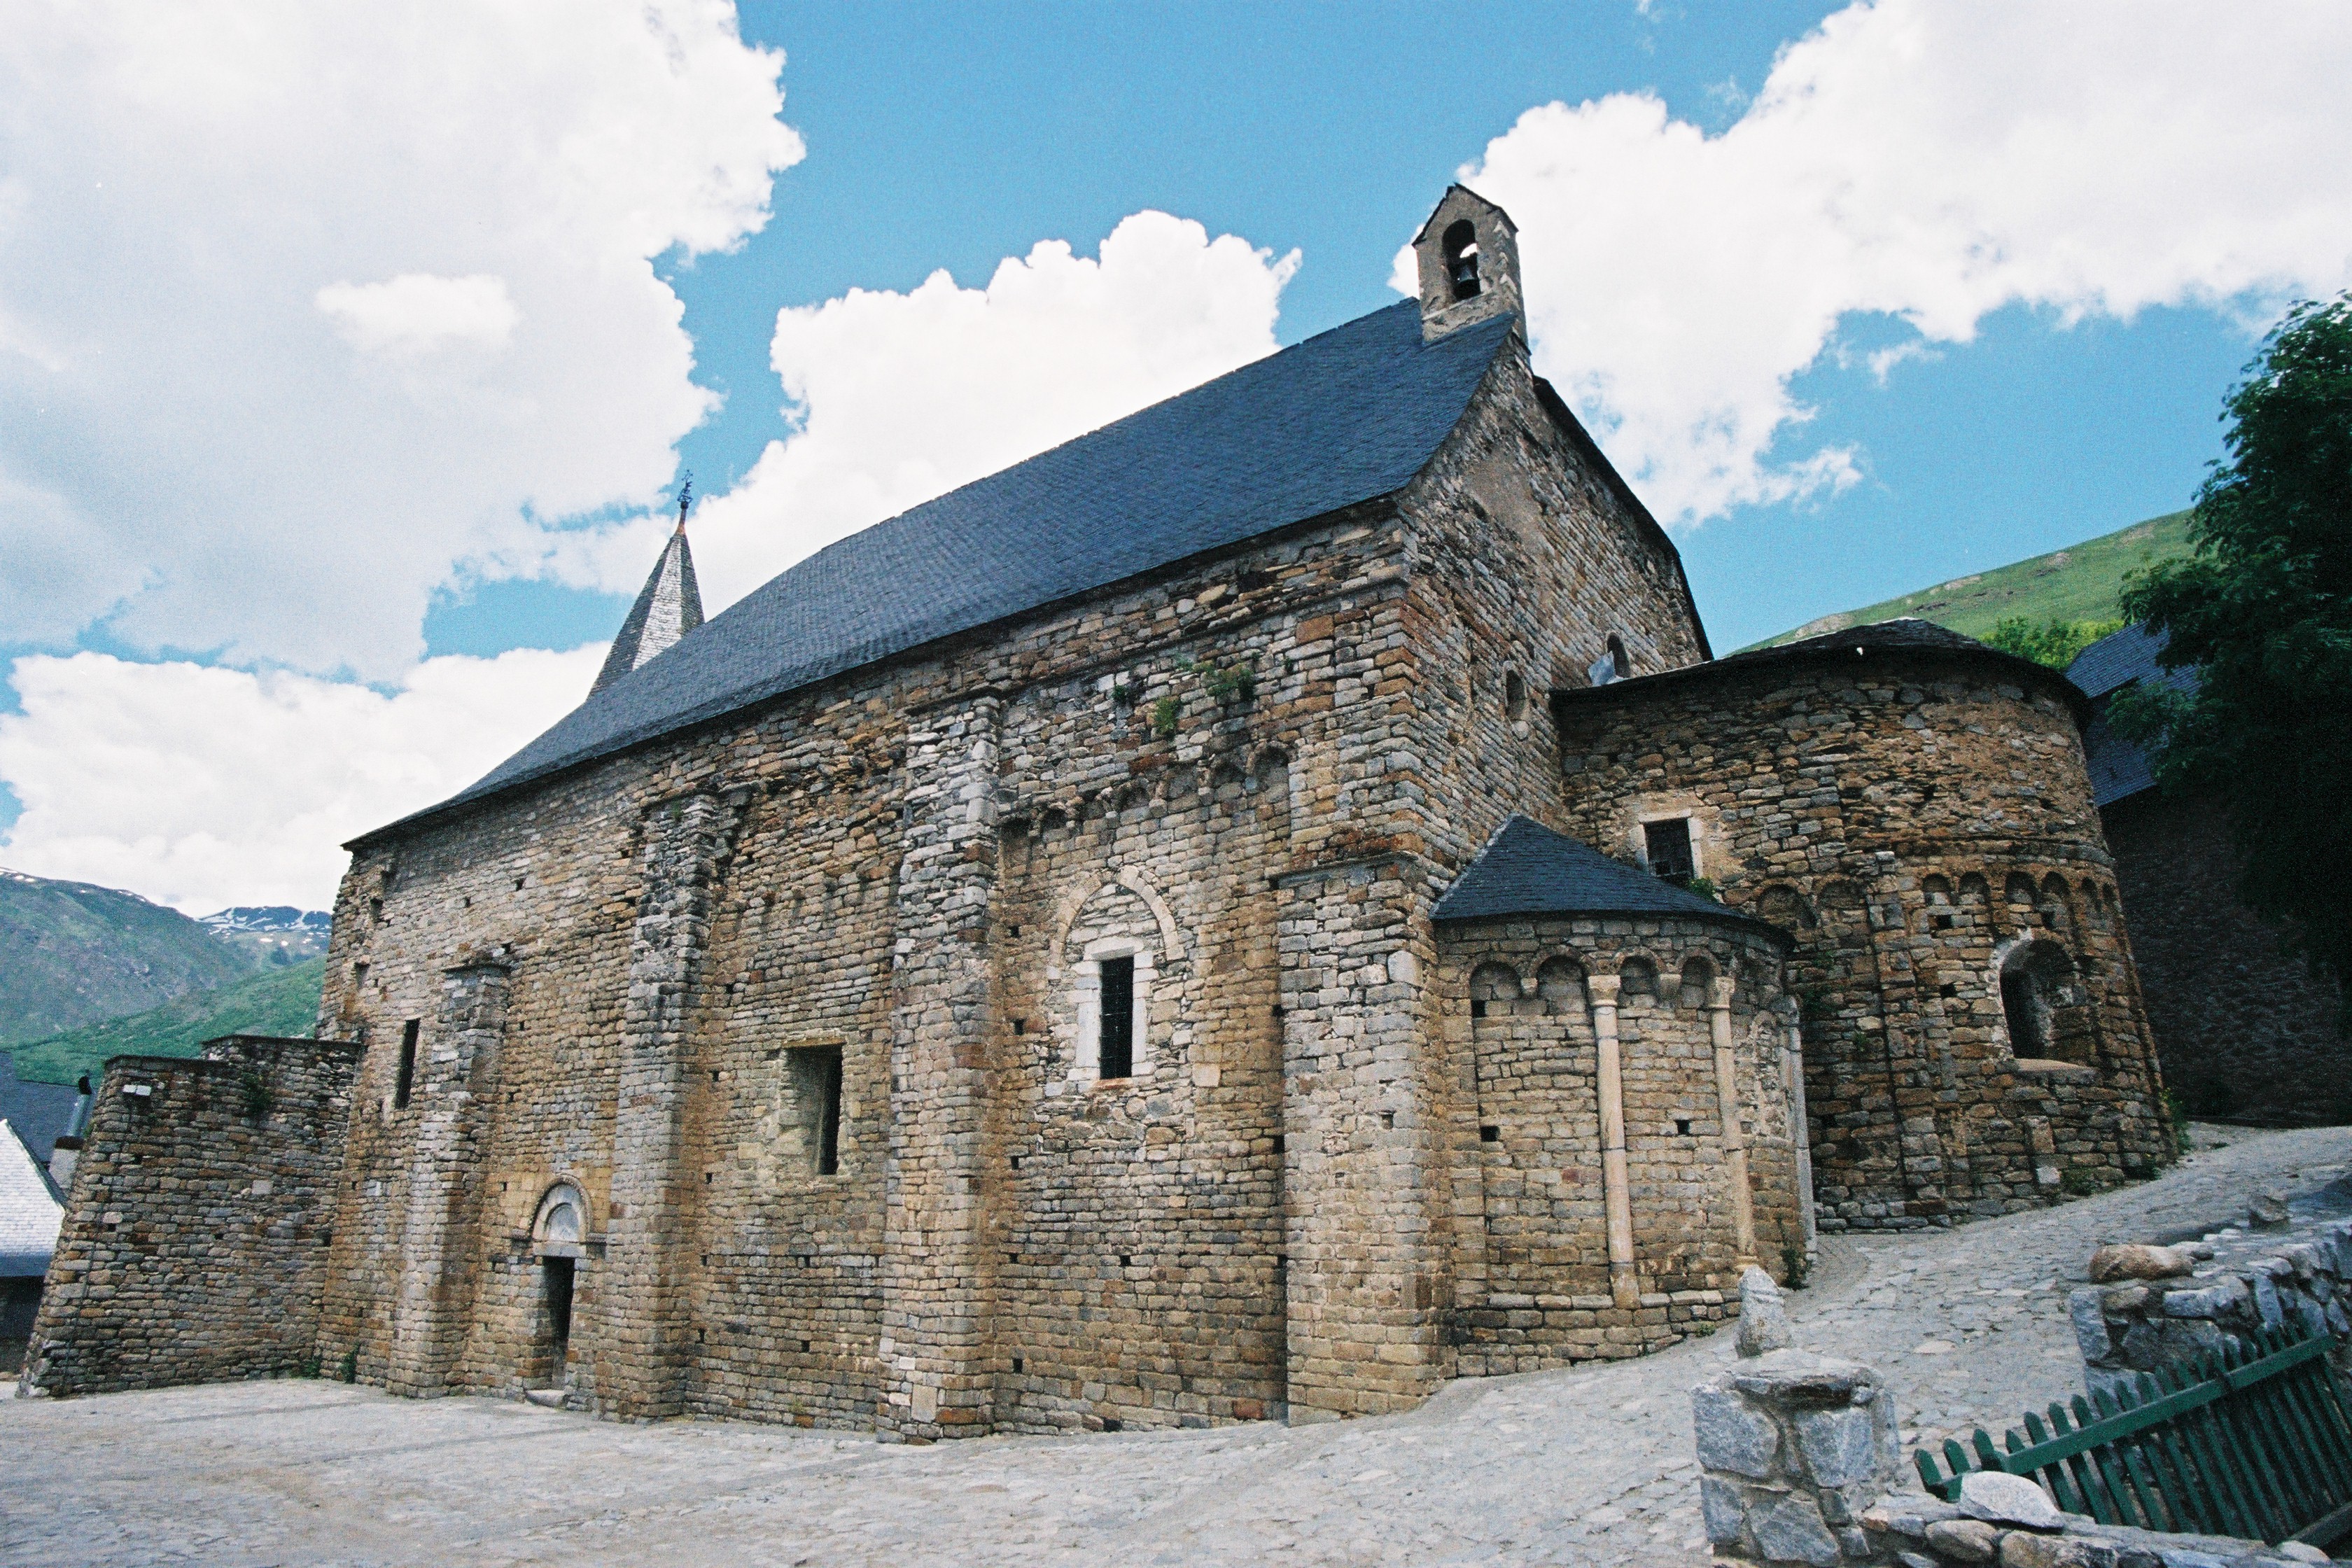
(1411, 184), (1522, 342)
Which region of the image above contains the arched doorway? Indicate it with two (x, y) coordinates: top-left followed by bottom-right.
(531, 1184), (586, 1387)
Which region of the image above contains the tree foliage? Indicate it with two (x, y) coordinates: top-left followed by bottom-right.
(2115, 293), (2352, 997)
(1984, 615), (2124, 670)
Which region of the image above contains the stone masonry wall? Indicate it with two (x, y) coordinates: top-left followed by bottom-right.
(20, 1035), (360, 1397)
(1438, 916), (1800, 1373)
(2072, 1218), (2352, 1398)
(1553, 652), (2174, 1231)
(2102, 788), (2351, 1126)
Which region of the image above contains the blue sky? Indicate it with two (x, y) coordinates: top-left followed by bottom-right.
(4, 2), (2343, 911)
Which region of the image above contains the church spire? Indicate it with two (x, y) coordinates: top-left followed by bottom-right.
(590, 478), (704, 696)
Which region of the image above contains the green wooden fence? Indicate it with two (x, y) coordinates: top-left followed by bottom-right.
(1914, 1324), (2352, 1548)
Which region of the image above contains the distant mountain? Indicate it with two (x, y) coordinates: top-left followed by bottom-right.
(1744, 510), (2195, 651)
(0, 869), (251, 1047)
(8, 957), (327, 1087)
(201, 905), (332, 966)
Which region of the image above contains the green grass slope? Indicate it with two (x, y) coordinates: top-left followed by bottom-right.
(1745, 510), (2196, 650)
(0, 869), (253, 1046)
(8, 956), (326, 1086)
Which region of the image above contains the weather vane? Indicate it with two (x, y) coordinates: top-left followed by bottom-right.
(676, 472), (694, 532)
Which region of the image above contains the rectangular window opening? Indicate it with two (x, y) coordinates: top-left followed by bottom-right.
(790, 1045), (844, 1175)
(1644, 818), (1696, 883)
(1098, 955), (1135, 1080)
(393, 1019), (420, 1110)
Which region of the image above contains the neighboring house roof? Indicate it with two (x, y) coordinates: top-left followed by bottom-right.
(356, 300), (1574, 845)
(1554, 617), (2092, 722)
(0, 1055), (79, 1166)
(0, 1119), (62, 1278)
(591, 524), (704, 697)
(1434, 814), (1786, 938)
(2065, 622), (2199, 808)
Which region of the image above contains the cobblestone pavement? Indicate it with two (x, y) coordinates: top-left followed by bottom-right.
(6, 1126), (2346, 1568)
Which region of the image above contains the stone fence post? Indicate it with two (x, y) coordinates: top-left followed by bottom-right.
(1695, 1350), (1902, 1566)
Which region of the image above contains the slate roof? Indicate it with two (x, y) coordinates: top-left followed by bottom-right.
(1434, 815), (1786, 937)
(590, 525), (704, 696)
(356, 300), (1531, 845)
(1555, 617), (2090, 722)
(0, 1119), (61, 1278)
(0, 1055), (79, 1166)
(2066, 622), (2198, 807)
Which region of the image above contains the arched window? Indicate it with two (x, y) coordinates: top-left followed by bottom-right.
(1443, 219), (1481, 301)
(1504, 668), (1527, 719)
(1998, 939), (2092, 1065)
(1061, 881), (1168, 1083)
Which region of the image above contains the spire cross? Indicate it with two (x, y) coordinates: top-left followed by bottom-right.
(675, 473), (694, 534)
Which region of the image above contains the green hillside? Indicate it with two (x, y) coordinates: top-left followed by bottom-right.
(0, 869), (252, 1046)
(8, 956), (326, 1086)
(1746, 510), (2196, 650)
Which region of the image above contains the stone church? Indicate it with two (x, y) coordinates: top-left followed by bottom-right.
(22, 189), (2172, 1434)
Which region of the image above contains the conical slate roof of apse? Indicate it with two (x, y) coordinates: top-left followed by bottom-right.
(590, 524), (705, 696)
(1434, 814), (1786, 939)
(354, 299), (1540, 846)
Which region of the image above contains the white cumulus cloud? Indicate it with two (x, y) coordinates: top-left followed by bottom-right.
(1399, 0), (2352, 526)
(316, 274), (520, 359)
(0, 1), (802, 678)
(0, 647), (607, 913)
(689, 210), (1301, 609)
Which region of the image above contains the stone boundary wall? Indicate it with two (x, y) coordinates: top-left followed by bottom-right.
(18, 1035), (360, 1398)
(1696, 1345), (2325, 1568)
(2072, 1219), (2352, 1398)
(1861, 1494), (2325, 1568)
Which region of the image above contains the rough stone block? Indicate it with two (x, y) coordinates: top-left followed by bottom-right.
(1693, 1386), (1782, 1479)
(1748, 1492), (1842, 1567)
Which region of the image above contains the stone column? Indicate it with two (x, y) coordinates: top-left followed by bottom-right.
(596, 788), (745, 1420)
(386, 959), (509, 1396)
(879, 697), (1003, 1441)
(1785, 1018), (1818, 1256)
(1590, 972), (1639, 1310)
(1710, 976), (1759, 1269)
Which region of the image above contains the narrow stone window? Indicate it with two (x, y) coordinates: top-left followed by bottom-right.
(1098, 955), (1135, 1080)
(1442, 218), (1480, 300)
(1643, 818), (1696, 883)
(1609, 635), (1631, 680)
(393, 1019), (420, 1110)
(790, 1044), (844, 1175)
(1504, 669), (1527, 719)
